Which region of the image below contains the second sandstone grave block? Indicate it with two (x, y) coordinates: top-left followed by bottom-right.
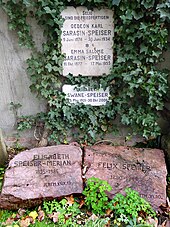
(84, 145), (167, 210)
(0, 145), (83, 209)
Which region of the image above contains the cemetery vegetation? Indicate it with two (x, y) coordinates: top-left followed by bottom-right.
(0, 177), (156, 226)
(0, 0), (170, 144)
(0, 167), (5, 191)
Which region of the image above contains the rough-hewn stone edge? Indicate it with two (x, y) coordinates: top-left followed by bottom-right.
(0, 192), (83, 210)
(0, 194), (43, 210)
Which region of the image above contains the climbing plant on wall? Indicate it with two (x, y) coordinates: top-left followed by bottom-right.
(0, 0), (170, 144)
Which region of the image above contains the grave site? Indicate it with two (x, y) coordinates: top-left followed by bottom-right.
(0, 1), (170, 226)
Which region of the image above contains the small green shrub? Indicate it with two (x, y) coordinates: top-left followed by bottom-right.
(126, 217), (153, 227)
(43, 198), (81, 226)
(84, 217), (110, 227)
(109, 188), (156, 224)
(82, 177), (112, 214)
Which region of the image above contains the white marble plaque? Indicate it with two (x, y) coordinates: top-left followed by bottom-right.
(63, 85), (110, 106)
(61, 7), (114, 76)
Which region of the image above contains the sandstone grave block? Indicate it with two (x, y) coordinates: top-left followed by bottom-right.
(84, 145), (167, 210)
(0, 145), (83, 209)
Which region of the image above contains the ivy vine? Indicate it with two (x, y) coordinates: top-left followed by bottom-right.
(1, 0), (170, 144)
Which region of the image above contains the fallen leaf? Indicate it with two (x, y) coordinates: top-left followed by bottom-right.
(48, 212), (60, 223)
(20, 218), (31, 227)
(65, 195), (74, 205)
(159, 198), (170, 214)
(38, 209), (45, 222)
(110, 79), (115, 85)
(79, 199), (85, 208)
(29, 211), (38, 220)
(65, 213), (72, 220)
(12, 213), (16, 219)
(106, 208), (112, 216)
(146, 217), (158, 227)
(18, 208), (26, 217)
(88, 213), (98, 221)
(138, 210), (147, 219)
(2, 217), (14, 225)
(80, 141), (88, 147)
(15, 213), (22, 220)
(105, 219), (111, 227)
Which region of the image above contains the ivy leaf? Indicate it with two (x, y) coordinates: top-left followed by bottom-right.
(23, 0), (33, 7)
(45, 63), (52, 72)
(52, 55), (58, 63)
(44, 6), (56, 14)
(157, 8), (170, 20)
(140, 44), (148, 54)
(112, 0), (121, 6)
(157, 3), (170, 21)
(88, 129), (95, 139)
(132, 11), (144, 20)
(141, 0), (155, 9)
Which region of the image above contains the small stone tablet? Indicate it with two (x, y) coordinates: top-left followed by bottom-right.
(62, 85), (110, 106)
(84, 145), (167, 210)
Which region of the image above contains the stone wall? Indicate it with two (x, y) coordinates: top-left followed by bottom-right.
(0, 9), (46, 147)
(0, 9), (170, 148)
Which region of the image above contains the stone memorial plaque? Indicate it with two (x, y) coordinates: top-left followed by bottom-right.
(0, 145), (83, 208)
(61, 7), (114, 76)
(63, 85), (109, 106)
(84, 145), (167, 210)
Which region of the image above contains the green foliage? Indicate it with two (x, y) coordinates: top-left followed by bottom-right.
(83, 177), (112, 214)
(0, 0), (170, 143)
(84, 217), (110, 227)
(0, 209), (13, 225)
(125, 217), (153, 227)
(43, 198), (81, 226)
(109, 188), (156, 224)
(113, 215), (153, 227)
(0, 183), (156, 226)
(0, 167), (5, 191)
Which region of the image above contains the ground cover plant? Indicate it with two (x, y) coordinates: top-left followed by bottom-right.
(0, 178), (160, 227)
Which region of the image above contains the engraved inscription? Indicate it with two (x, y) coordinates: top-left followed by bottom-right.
(96, 161), (151, 174)
(62, 85), (110, 106)
(61, 7), (114, 76)
(13, 153), (72, 176)
(44, 181), (72, 187)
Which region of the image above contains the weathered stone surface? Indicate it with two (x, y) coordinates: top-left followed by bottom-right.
(0, 129), (8, 166)
(84, 145), (167, 210)
(0, 145), (83, 209)
(0, 9), (46, 135)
